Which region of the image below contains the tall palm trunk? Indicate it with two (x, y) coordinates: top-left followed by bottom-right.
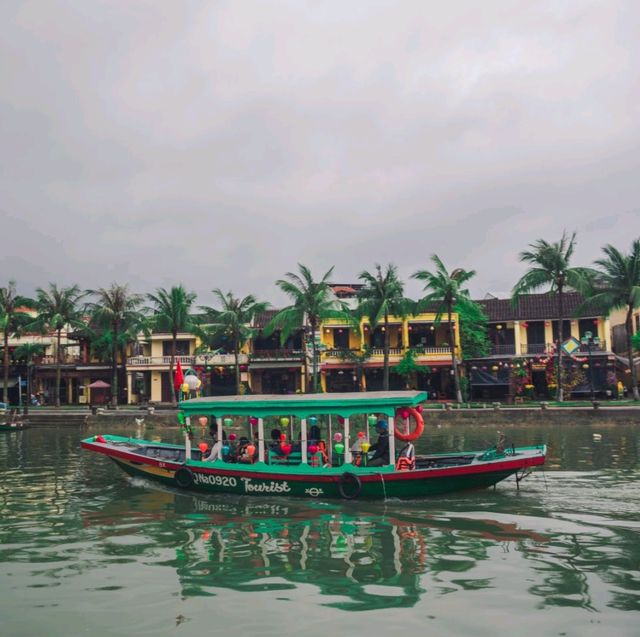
(626, 306), (640, 401)
(234, 330), (241, 395)
(2, 329), (8, 404)
(55, 328), (62, 407)
(170, 331), (177, 406)
(310, 318), (318, 393)
(447, 302), (463, 403)
(111, 324), (119, 407)
(556, 284), (565, 402)
(383, 312), (390, 391)
(120, 344), (128, 406)
(24, 363), (31, 416)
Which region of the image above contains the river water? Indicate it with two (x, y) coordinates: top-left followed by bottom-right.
(1, 421), (639, 636)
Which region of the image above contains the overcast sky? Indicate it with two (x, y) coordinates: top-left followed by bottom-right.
(1, 0), (638, 307)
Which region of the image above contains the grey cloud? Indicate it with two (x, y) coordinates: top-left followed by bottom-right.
(1, 0), (638, 306)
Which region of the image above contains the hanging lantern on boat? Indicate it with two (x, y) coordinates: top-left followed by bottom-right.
(334, 443), (345, 454)
(222, 445), (230, 456)
(280, 433), (286, 442)
(181, 382), (190, 394)
(229, 433), (237, 441)
(338, 416), (345, 424)
(249, 416), (258, 426)
(223, 417), (233, 427)
(280, 417), (290, 427)
(308, 416), (317, 425)
(246, 444), (256, 457)
(361, 442), (370, 454)
(198, 416), (208, 427)
(367, 415), (377, 426)
(333, 432), (342, 442)
(198, 442), (208, 453)
(357, 431), (365, 439)
(281, 443), (292, 456)
(308, 444), (318, 455)
(185, 375), (200, 391)
(416, 405), (424, 414)
(399, 408), (410, 420)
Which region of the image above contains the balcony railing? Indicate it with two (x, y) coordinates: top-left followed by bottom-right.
(323, 346), (452, 360)
(489, 344), (517, 356)
(127, 355), (196, 367)
(194, 353), (249, 366)
(521, 343), (550, 355)
(250, 349), (305, 361)
(38, 355), (83, 365)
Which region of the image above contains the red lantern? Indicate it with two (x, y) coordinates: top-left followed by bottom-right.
(249, 416), (258, 426)
(308, 444), (318, 455)
(337, 415), (345, 424)
(198, 442), (208, 453)
(357, 431), (365, 439)
(416, 405), (424, 413)
(229, 433), (237, 441)
(281, 443), (292, 456)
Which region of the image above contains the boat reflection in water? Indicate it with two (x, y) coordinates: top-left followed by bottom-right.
(83, 488), (546, 611)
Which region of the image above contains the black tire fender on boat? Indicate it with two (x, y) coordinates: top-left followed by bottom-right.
(337, 472), (362, 499)
(174, 466), (195, 489)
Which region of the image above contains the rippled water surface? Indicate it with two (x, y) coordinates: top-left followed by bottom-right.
(1, 421), (639, 637)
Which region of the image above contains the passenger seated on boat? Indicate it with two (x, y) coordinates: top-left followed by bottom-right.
(367, 420), (390, 467)
(308, 425), (321, 444)
(269, 429), (284, 454)
(236, 437), (254, 463)
(208, 416), (218, 440)
(395, 441), (416, 471)
(203, 431), (226, 462)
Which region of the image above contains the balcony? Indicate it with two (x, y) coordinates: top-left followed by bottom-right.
(521, 343), (550, 355)
(322, 346), (453, 363)
(37, 355), (83, 366)
(127, 355), (196, 367)
(488, 344), (517, 356)
(250, 349), (305, 362)
(194, 353), (249, 366)
(524, 340), (608, 356)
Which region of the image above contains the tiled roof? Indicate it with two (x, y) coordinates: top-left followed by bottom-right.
(252, 309), (303, 329)
(476, 292), (600, 322)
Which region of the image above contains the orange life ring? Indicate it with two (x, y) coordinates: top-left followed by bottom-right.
(394, 407), (424, 442)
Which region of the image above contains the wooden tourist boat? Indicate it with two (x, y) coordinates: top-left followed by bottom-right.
(0, 419), (29, 431)
(81, 391), (546, 500)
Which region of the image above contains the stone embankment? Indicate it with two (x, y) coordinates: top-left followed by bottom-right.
(424, 406), (640, 427)
(20, 405), (640, 428)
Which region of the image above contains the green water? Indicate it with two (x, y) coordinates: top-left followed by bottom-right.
(1, 421), (639, 636)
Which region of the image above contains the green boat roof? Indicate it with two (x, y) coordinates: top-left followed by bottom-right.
(179, 390), (427, 418)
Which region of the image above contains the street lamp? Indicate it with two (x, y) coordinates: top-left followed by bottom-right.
(581, 331), (600, 401)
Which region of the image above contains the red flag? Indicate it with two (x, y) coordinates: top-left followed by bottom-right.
(174, 359), (184, 390)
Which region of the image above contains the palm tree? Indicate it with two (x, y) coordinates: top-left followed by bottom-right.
(587, 240), (640, 401)
(413, 255), (476, 403)
(86, 284), (145, 406)
(357, 264), (407, 391)
(32, 284), (84, 407)
(512, 231), (593, 401)
(199, 290), (270, 394)
(267, 264), (345, 393)
(146, 285), (197, 405)
(0, 281), (33, 404)
(13, 342), (45, 415)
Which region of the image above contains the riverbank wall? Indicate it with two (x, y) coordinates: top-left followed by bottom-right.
(22, 406), (640, 428)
